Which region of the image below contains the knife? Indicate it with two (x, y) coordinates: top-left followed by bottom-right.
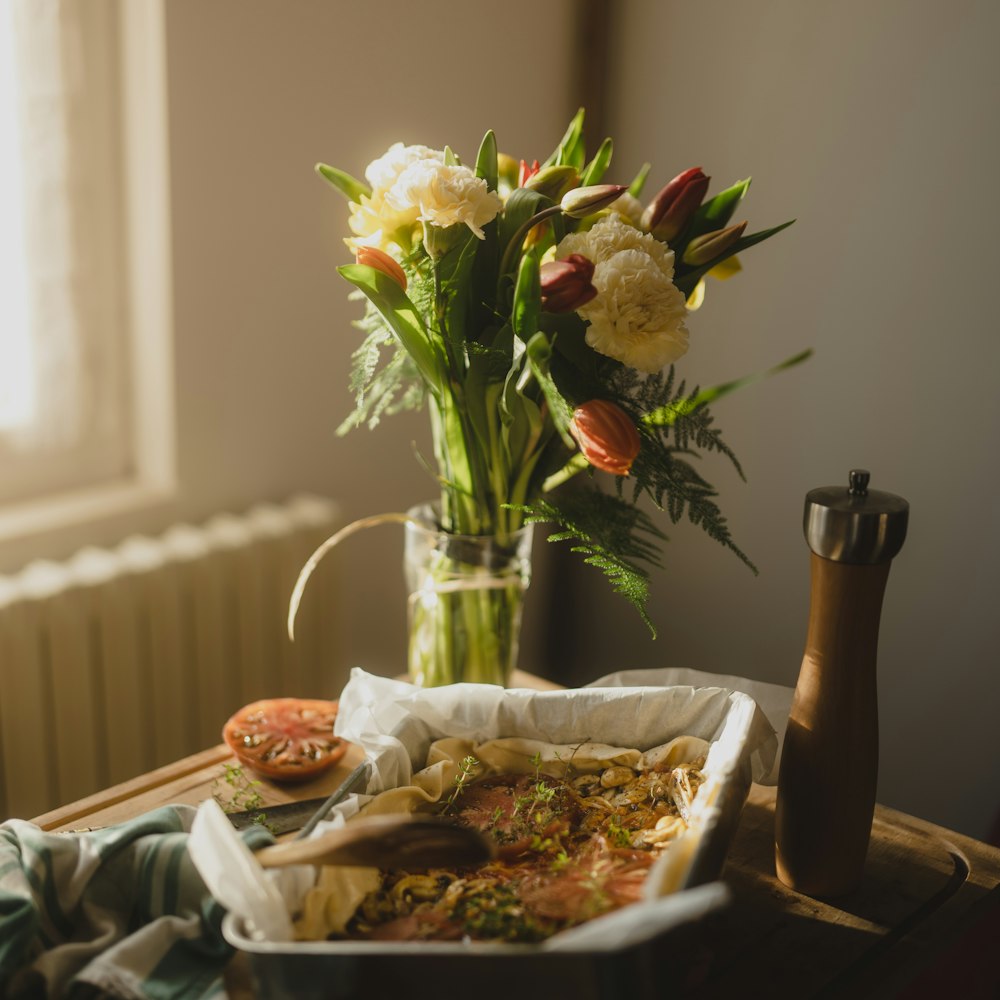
(226, 796), (338, 834)
(226, 760), (371, 835)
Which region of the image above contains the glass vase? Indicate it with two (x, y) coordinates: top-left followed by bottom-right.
(404, 504), (533, 687)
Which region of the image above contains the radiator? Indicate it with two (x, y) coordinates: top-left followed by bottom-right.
(0, 494), (343, 821)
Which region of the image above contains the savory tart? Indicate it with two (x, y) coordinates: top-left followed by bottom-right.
(337, 746), (706, 943)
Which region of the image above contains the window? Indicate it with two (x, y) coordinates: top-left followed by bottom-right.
(0, 0), (174, 537)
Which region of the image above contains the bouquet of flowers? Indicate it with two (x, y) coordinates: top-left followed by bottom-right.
(301, 110), (803, 685)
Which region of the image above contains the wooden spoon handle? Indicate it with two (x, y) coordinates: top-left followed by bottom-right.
(254, 813), (494, 869)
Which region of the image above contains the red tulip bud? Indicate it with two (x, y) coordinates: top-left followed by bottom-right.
(641, 167), (710, 243)
(355, 246), (407, 291)
(518, 158), (541, 187)
(569, 400), (641, 476)
(682, 220), (748, 266)
(540, 254), (597, 313)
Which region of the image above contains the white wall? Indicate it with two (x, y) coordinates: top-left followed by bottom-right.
(585, 0), (999, 840)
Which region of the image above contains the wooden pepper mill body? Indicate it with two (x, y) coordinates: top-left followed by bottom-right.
(775, 555), (889, 896)
(775, 470), (908, 898)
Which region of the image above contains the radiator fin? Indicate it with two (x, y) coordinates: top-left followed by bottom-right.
(0, 494), (342, 820)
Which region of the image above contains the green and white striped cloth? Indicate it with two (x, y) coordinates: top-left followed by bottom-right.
(0, 805), (273, 999)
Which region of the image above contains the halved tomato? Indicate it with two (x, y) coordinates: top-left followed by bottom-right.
(222, 697), (348, 783)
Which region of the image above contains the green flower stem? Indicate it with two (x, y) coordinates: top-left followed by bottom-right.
(542, 453), (589, 493)
(408, 549), (528, 687)
(409, 249), (547, 686)
(497, 205), (563, 283)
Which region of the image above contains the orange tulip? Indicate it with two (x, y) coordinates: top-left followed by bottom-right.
(569, 400), (641, 476)
(355, 246), (407, 291)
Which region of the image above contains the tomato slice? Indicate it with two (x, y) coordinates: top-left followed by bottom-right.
(222, 697), (348, 782)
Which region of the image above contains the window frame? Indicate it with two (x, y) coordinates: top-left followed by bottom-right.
(0, 0), (176, 551)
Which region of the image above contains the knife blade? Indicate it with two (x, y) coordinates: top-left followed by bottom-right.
(225, 795), (336, 834)
(226, 759), (371, 835)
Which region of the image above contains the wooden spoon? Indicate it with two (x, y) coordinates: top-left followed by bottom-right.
(253, 813), (495, 870)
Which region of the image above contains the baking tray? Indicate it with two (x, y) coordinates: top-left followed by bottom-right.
(222, 670), (776, 999)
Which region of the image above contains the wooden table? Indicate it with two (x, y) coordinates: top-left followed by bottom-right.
(31, 683), (1000, 999)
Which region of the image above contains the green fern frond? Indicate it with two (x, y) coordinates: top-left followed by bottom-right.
(628, 440), (756, 572)
(669, 402), (745, 480)
(602, 365), (756, 573)
(510, 491), (668, 635)
(338, 302), (425, 433)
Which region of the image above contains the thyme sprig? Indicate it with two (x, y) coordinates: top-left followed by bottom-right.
(212, 763), (275, 832)
(443, 755), (480, 814)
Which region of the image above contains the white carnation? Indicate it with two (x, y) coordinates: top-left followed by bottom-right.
(365, 142), (445, 192)
(557, 216), (689, 373)
(348, 143), (446, 251)
(388, 160), (502, 239)
(348, 189), (419, 250)
(608, 192), (645, 229)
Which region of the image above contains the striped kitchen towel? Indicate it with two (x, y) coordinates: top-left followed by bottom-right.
(0, 805), (273, 999)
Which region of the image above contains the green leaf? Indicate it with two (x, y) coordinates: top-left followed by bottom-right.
(434, 229), (481, 344)
(496, 188), (554, 288)
(316, 163), (370, 202)
(464, 329), (509, 457)
(543, 108), (586, 170)
(469, 219), (500, 334)
(526, 331), (574, 444)
(580, 138), (613, 187)
(338, 263), (444, 394)
(501, 382), (543, 479)
(540, 313), (604, 403)
(644, 349), (813, 426)
(512, 251), (540, 343)
(498, 188), (552, 252)
(444, 145), (461, 166)
(691, 178), (751, 234)
(475, 130), (499, 192)
(628, 162), (652, 199)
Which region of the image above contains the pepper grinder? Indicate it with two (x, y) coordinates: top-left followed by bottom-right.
(775, 469), (909, 897)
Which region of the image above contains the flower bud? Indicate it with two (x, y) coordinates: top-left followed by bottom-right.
(525, 164), (577, 198)
(560, 184), (628, 219)
(497, 152), (520, 189)
(569, 400), (641, 476)
(518, 158), (541, 187)
(641, 167), (710, 243)
(355, 245), (407, 291)
(540, 254), (597, 313)
(682, 221), (747, 266)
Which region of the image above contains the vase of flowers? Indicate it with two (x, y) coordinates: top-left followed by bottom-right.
(289, 110), (806, 686)
(404, 503), (533, 687)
